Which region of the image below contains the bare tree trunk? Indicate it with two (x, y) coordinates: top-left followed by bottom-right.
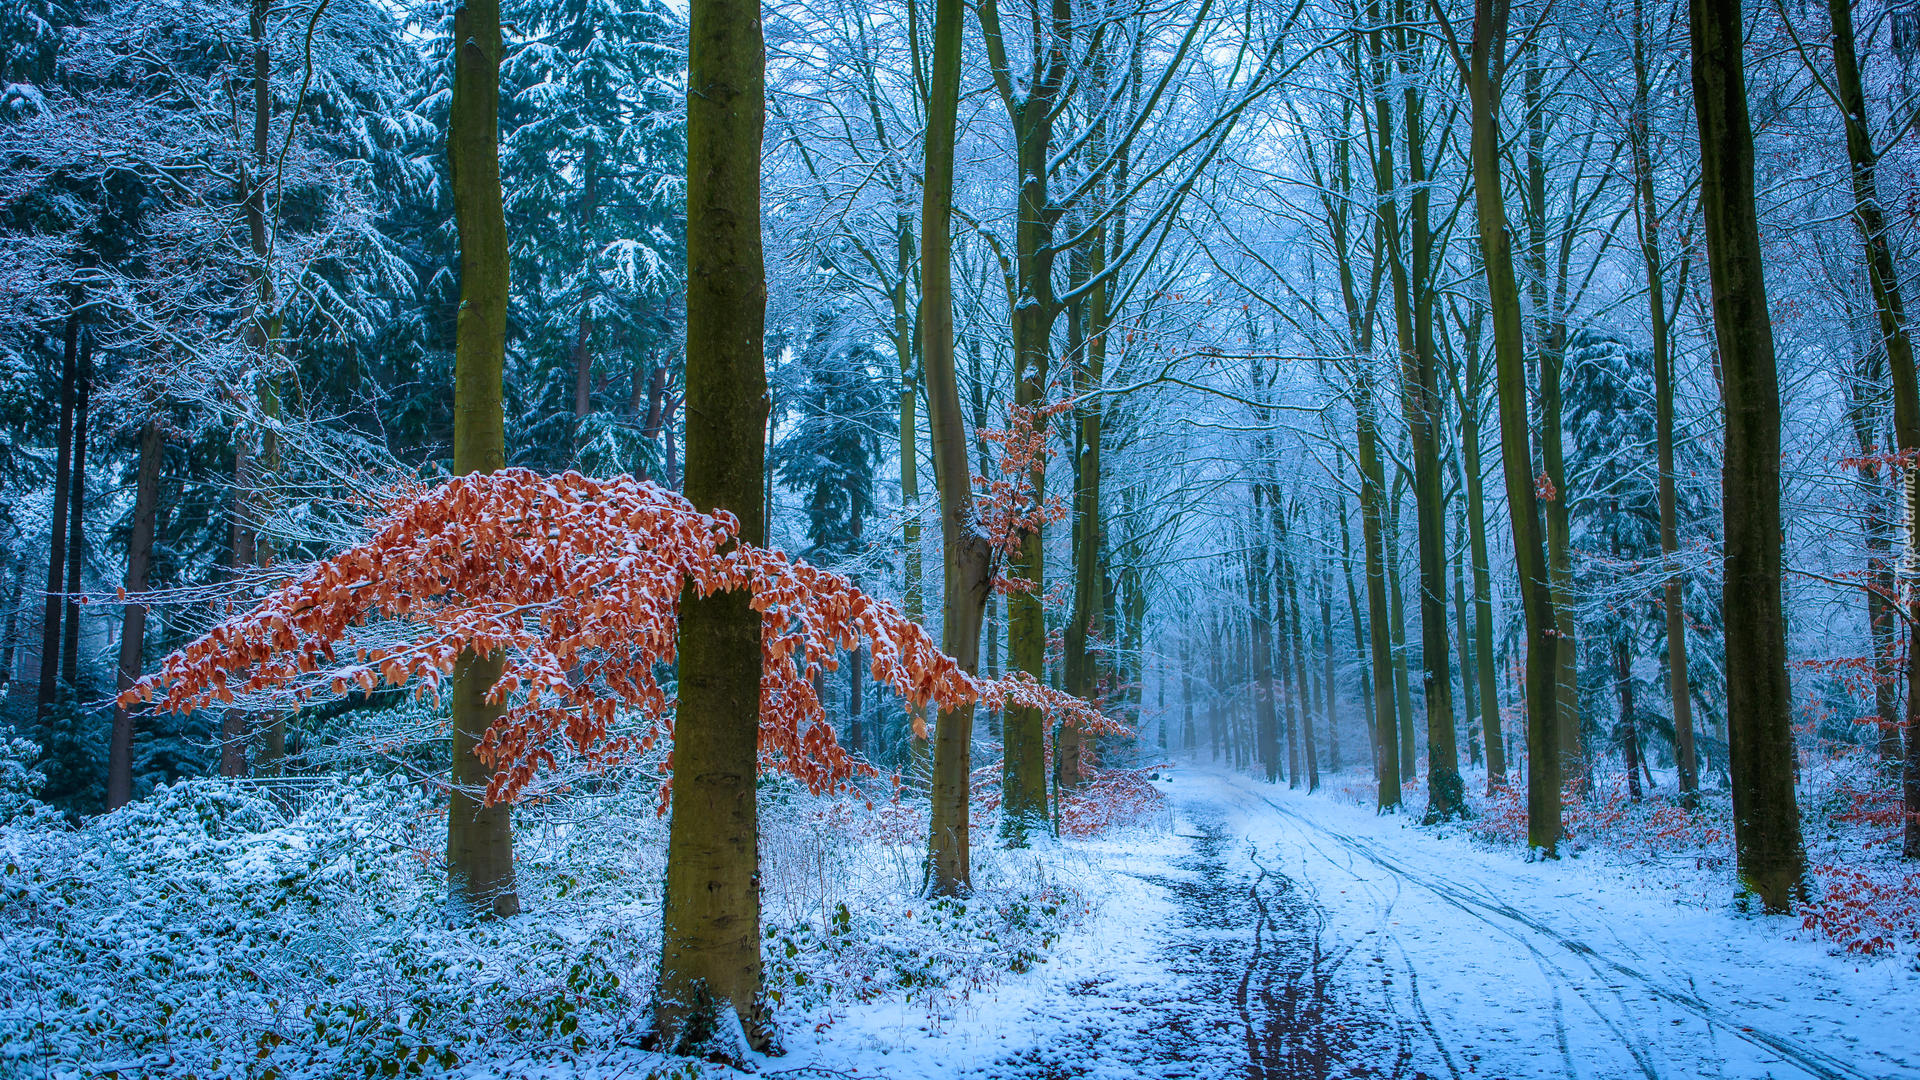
(1372, 0), (1459, 818)
(897, 218), (928, 772)
(1247, 511), (1281, 783)
(1209, 626), (1226, 761)
(655, 0), (774, 1047)
(1455, 302), (1506, 789)
(1321, 554), (1342, 773)
(1619, 632), (1642, 800)
(571, 145), (601, 440)
(59, 333), (89, 692)
(1340, 494), (1379, 779)
(1452, 503), (1479, 767)
(921, 0), (992, 896)
(1824, 0), (1920, 859)
(1691, 0), (1807, 907)
(444, 0), (519, 923)
(106, 419), (164, 810)
(1469, 0), (1561, 853)
(1288, 546), (1320, 790)
(1182, 640), (1197, 753)
(1358, 377), (1401, 807)
(1522, 41), (1583, 792)
(36, 310), (77, 719)
(1631, 0), (1700, 801)
(1061, 231), (1104, 793)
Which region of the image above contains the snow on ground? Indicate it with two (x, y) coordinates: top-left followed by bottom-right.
(25, 769), (1910, 1079)
(761, 768), (1915, 1080)
(1208, 769), (1915, 1079)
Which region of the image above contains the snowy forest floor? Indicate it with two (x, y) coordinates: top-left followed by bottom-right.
(732, 770), (1916, 1080)
(10, 766), (1916, 1080)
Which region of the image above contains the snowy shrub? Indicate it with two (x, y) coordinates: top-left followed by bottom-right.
(1798, 864), (1920, 956)
(1461, 771), (1729, 863)
(764, 890), (1075, 1014)
(0, 738), (50, 826)
(0, 767), (1088, 1077)
(1058, 766), (1171, 837)
(0, 773), (661, 1079)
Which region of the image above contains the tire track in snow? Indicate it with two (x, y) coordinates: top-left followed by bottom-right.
(1239, 783), (1877, 1080)
(1248, 797), (1586, 1079)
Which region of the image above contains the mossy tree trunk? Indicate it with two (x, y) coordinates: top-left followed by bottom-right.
(1468, 0), (1560, 853)
(1521, 44), (1582, 791)
(1357, 367), (1401, 808)
(655, 0), (775, 1047)
(1691, 0), (1807, 908)
(445, 0), (518, 923)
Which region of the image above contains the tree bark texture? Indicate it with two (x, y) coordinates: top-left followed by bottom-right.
(1692, 0), (1807, 908)
(1470, 0), (1561, 853)
(107, 419), (164, 810)
(445, 0), (519, 923)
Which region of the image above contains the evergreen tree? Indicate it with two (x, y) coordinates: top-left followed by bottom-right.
(772, 311), (886, 563)
(1565, 329), (1726, 782)
(499, 0), (687, 477)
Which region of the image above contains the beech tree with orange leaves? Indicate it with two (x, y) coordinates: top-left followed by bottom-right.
(121, 470), (1109, 1036)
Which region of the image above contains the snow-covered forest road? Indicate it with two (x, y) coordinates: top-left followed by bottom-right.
(781, 773), (1918, 1080)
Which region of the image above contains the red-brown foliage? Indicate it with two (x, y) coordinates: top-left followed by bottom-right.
(976, 399), (1072, 595)
(1058, 767), (1170, 837)
(1800, 865), (1920, 955)
(123, 470), (1109, 805)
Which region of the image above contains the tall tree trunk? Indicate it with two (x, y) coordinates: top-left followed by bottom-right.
(1288, 547), (1320, 790)
(897, 219), (928, 771)
(1000, 117), (1059, 840)
(1847, 361), (1901, 766)
(1452, 501), (1479, 766)
(1061, 228), (1105, 793)
(1210, 626), (1226, 761)
(444, 0), (519, 924)
(1633, 0), (1699, 800)
(240, 0), (291, 777)
(1249, 500), (1281, 783)
(1269, 473), (1298, 787)
(1470, 0), (1560, 853)
(921, 0), (992, 895)
(36, 309), (77, 718)
(1523, 42), (1583, 791)
(1825, 0), (1920, 859)
(1618, 631), (1642, 800)
(981, 0), (1071, 844)
(1373, 0), (1460, 818)
(1182, 639), (1197, 753)
(656, 0), (774, 1045)
(1384, 491), (1416, 782)
(59, 332), (89, 688)
(108, 419), (165, 810)
(1457, 305), (1506, 788)
(1691, 0), (1807, 907)
(1357, 371), (1401, 807)
(571, 144), (602, 437)
(1321, 555), (1342, 772)
(1340, 493), (1379, 778)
